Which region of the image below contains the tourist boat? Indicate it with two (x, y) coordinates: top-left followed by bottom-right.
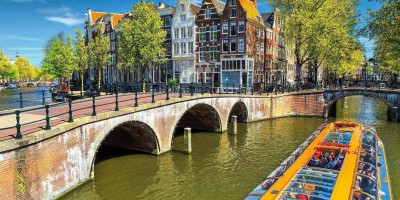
(245, 122), (392, 200)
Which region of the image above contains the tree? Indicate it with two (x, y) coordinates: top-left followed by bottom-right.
(0, 50), (19, 81)
(119, 1), (166, 89)
(14, 57), (36, 81)
(74, 28), (89, 95)
(42, 34), (75, 83)
(88, 31), (111, 90)
(268, 0), (361, 83)
(365, 0), (400, 79)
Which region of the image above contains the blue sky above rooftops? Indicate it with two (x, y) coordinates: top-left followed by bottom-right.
(0, 0), (380, 66)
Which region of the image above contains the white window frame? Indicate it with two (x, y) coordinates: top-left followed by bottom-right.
(181, 42), (186, 54)
(188, 42), (193, 54)
(187, 27), (193, 38)
(180, 14), (186, 22)
(174, 28), (179, 39)
(210, 26), (217, 41)
(238, 38), (245, 52)
(181, 27), (186, 38)
(200, 27), (206, 42)
(230, 38), (236, 52)
(230, 22), (236, 36)
(238, 21), (245, 33)
(230, 9), (236, 18)
(200, 47), (206, 61)
(222, 39), (229, 52)
(205, 9), (211, 19)
(222, 23), (228, 34)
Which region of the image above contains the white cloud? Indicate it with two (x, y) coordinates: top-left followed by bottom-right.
(0, 34), (39, 41)
(191, 0), (202, 5)
(45, 16), (84, 26)
(39, 5), (84, 26)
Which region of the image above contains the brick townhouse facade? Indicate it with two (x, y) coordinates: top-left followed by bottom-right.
(82, 1), (300, 89)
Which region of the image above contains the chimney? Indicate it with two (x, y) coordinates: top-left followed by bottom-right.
(159, 1), (165, 8)
(87, 8), (92, 25)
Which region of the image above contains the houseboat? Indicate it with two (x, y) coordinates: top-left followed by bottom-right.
(245, 122), (392, 200)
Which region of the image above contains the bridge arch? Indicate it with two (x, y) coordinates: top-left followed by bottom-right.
(88, 120), (161, 177)
(228, 101), (249, 123)
(323, 90), (399, 121)
(171, 103), (222, 138)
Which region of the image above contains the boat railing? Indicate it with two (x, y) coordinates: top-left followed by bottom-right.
(246, 125), (329, 196)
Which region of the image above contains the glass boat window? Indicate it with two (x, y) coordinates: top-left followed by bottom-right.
(307, 149), (346, 170)
(279, 167), (338, 200)
(322, 131), (352, 145)
(353, 174), (377, 198)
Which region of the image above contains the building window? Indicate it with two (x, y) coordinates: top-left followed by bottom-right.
(111, 54), (116, 65)
(238, 21), (245, 33)
(222, 23), (228, 34)
(210, 46), (218, 62)
(223, 39), (229, 52)
(111, 42), (115, 51)
(230, 22), (236, 36)
(181, 42), (186, 54)
(106, 25), (110, 32)
(230, 38), (237, 52)
(165, 16), (171, 27)
(188, 27), (193, 38)
(166, 43), (171, 55)
(200, 27), (206, 42)
(205, 9), (211, 19)
(180, 14), (186, 22)
(200, 47), (206, 61)
(210, 26), (217, 41)
(174, 28), (179, 39)
(260, 42), (264, 54)
(231, 0), (236, 6)
(238, 38), (244, 52)
(174, 43), (179, 55)
(111, 32), (115, 40)
(188, 42), (193, 54)
(257, 28), (261, 38)
(181, 27), (186, 38)
(256, 43), (260, 54)
(166, 29), (171, 39)
(230, 9), (236, 18)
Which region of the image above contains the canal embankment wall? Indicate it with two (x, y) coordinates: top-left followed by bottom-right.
(0, 92), (324, 200)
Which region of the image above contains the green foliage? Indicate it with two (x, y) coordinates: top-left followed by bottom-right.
(0, 50), (19, 80)
(119, 1), (166, 85)
(269, 0), (363, 76)
(167, 78), (178, 87)
(14, 57), (36, 81)
(366, 0), (400, 75)
(88, 31), (111, 90)
(42, 34), (76, 80)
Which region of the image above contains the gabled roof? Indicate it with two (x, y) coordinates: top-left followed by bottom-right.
(190, 3), (201, 14)
(239, 0), (263, 24)
(211, 0), (225, 15)
(90, 11), (126, 28)
(261, 12), (274, 29)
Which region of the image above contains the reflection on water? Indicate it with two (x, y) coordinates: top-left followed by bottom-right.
(0, 87), (53, 111)
(60, 96), (399, 200)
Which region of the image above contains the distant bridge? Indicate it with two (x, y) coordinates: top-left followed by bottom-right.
(18, 81), (53, 87)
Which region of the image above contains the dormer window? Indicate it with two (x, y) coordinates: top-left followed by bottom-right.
(231, 0), (236, 6)
(180, 2), (186, 11)
(230, 9), (236, 18)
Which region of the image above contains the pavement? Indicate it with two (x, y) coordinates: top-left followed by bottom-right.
(0, 92), (181, 140)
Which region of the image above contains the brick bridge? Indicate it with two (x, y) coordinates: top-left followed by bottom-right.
(0, 88), (399, 199)
(323, 88), (400, 122)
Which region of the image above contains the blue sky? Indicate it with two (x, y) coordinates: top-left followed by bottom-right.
(0, 0), (381, 66)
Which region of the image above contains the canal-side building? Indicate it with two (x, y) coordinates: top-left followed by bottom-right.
(220, 0), (265, 90)
(171, 0), (200, 83)
(86, 8), (126, 85)
(154, 2), (175, 83)
(195, 0), (225, 84)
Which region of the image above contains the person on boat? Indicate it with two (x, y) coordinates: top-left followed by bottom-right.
(314, 151), (322, 159)
(325, 149), (343, 169)
(309, 156), (319, 167)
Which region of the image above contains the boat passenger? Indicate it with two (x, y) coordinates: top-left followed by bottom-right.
(309, 156), (319, 167)
(314, 151), (322, 159)
(325, 149), (343, 169)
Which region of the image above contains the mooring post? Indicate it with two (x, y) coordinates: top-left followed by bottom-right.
(115, 91), (119, 111)
(184, 128), (192, 154)
(19, 92), (23, 108)
(323, 103), (329, 118)
(230, 115), (237, 135)
(92, 95), (96, 116)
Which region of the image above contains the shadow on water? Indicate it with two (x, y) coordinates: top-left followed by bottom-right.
(95, 146), (147, 165)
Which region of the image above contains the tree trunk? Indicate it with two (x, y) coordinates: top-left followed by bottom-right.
(140, 64), (146, 92)
(98, 67), (101, 92)
(80, 72), (84, 97)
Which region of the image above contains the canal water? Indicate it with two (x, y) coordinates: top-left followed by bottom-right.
(0, 87), (53, 111)
(61, 95), (399, 200)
